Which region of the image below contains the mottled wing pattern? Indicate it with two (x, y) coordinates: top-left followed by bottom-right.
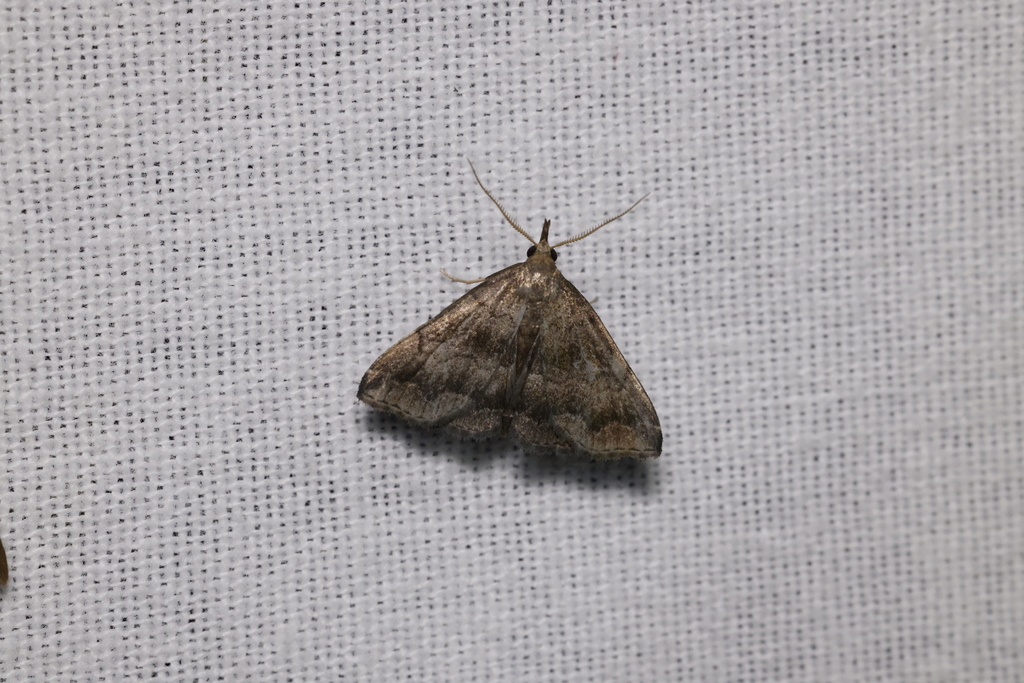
(358, 263), (526, 433)
(511, 273), (662, 459)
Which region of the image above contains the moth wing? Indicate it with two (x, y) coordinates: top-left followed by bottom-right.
(512, 273), (662, 459)
(358, 264), (525, 433)
(0, 537), (7, 586)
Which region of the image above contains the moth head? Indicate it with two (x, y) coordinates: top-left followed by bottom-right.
(526, 220), (558, 261)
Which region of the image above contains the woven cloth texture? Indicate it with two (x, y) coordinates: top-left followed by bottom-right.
(1, 3), (1022, 681)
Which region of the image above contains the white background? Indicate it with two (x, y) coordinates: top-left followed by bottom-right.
(1, 2), (1022, 681)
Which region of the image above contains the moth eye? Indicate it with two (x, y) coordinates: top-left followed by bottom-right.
(550, 249), (558, 261)
(527, 245), (536, 257)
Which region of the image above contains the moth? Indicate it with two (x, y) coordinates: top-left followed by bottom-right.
(358, 162), (662, 459)
(0, 536), (7, 586)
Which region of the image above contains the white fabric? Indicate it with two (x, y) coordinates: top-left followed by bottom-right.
(2, 3), (1022, 680)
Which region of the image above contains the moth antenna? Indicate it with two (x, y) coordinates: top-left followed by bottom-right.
(467, 158), (537, 246)
(440, 268), (488, 285)
(551, 192), (650, 249)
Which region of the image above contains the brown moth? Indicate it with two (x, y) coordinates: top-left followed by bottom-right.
(0, 536), (8, 586)
(358, 161), (662, 460)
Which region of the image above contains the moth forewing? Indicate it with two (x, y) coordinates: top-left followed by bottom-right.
(0, 537), (8, 586)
